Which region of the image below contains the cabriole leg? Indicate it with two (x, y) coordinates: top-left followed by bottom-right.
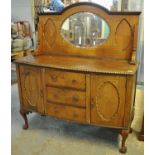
(119, 129), (129, 153)
(20, 110), (29, 130)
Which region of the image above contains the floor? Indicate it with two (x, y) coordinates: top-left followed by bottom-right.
(11, 69), (144, 155)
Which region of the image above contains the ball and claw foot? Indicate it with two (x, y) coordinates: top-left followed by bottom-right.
(119, 146), (127, 154)
(20, 110), (29, 130)
(22, 123), (28, 130)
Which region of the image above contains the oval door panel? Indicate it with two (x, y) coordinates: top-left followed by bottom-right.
(96, 82), (120, 121)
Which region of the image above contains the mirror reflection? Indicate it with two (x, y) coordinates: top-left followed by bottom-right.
(61, 12), (110, 47)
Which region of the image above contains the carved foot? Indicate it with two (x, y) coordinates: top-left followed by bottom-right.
(119, 129), (129, 154)
(119, 146), (127, 154)
(138, 117), (144, 141)
(20, 110), (29, 130)
(138, 134), (144, 141)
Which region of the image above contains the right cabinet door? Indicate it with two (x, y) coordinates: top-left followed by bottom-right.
(91, 75), (126, 127)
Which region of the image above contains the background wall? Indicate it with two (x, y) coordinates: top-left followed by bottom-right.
(11, 0), (32, 24)
(128, 0), (144, 84)
(11, 0), (36, 47)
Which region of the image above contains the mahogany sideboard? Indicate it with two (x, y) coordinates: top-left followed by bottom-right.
(15, 2), (141, 153)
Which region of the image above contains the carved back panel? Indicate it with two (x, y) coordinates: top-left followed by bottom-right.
(37, 2), (140, 61)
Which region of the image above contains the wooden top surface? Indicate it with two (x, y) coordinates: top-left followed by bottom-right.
(15, 55), (138, 75)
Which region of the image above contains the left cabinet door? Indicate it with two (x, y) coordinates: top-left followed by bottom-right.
(19, 65), (44, 113)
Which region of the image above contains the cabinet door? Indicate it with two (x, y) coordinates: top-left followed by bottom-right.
(19, 65), (44, 113)
(91, 75), (126, 128)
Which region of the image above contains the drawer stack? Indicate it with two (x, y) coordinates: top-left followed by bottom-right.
(45, 68), (86, 123)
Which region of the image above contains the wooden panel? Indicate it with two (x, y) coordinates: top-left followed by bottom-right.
(47, 87), (85, 107)
(19, 65), (44, 113)
(45, 68), (86, 90)
(43, 18), (56, 47)
(96, 82), (119, 119)
(115, 19), (132, 51)
(91, 74), (126, 127)
(46, 102), (86, 123)
(36, 3), (140, 60)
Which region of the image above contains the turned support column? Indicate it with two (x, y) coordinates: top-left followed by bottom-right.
(119, 129), (129, 153)
(20, 110), (29, 130)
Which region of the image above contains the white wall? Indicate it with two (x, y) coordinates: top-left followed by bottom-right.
(128, 0), (144, 83)
(11, 0), (32, 24)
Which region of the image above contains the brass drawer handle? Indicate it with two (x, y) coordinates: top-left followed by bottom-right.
(51, 74), (58, 81)
(72, 79), (77, 84)
(72, 96), (79, 102)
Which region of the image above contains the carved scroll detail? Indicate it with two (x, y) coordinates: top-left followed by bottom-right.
(96, 81), (120, 121)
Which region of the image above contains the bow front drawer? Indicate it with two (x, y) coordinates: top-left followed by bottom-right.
(45, 69), (86, 90)
(46, 103), (86, 123)
(47, 87), (85, 108)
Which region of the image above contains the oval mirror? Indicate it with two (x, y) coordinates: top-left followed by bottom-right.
(61, 12), (110, 48)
